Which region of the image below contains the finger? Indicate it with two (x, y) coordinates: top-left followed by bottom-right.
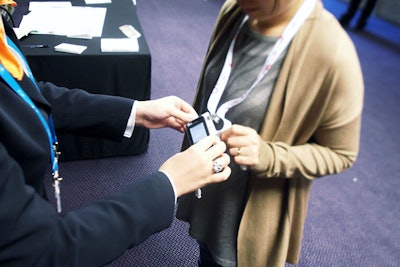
(204, 139), (227, 160)
(196, 164), (231, 191)
(232, 148), (259, 168)
(175, 117), (186, 126)
(178, 99), (198, 117)
(165, 117), (186, 132)
(220, 124), (247, 138)
(225, 135), (250, 150)
(169, 109), (197, 125)
(192, 135), (220, 152)
(175, 117), (192, 132)
(214, 153), (231, 168)
(211, 166), (231, 182)
(229, 146), (241, 156)
(206, 154), (231, 182)
(170, 98), (198, 123)
(167, 123), (185, 133)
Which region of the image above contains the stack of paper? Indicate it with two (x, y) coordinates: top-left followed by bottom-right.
(17, 2), (106, 38)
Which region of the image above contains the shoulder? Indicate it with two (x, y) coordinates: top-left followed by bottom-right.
(290, 1), (362, 92)
(285, 2), (364, 121)
(302, 2), (358, 67)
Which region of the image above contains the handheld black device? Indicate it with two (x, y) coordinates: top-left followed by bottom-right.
(185, 112), (216, 145)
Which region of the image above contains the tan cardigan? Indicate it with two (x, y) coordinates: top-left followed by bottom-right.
(179, 0), (364, 266)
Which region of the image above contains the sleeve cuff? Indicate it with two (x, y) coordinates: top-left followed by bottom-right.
(158, 170), (177, 205)
(123, 101), (137, 138)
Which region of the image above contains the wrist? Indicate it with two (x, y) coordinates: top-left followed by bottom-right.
(134, 100), (145, 126)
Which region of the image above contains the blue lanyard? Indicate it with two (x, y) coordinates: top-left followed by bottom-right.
(1, 37), (63, 212)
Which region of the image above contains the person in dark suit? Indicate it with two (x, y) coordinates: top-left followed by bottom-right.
(339, 0), (379, 30)
(0, 2), (231, 265)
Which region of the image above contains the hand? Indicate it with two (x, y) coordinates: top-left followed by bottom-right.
(159, 135), (231, 197)
(220, 124), (269, 172)
(135, 96), (198, 132)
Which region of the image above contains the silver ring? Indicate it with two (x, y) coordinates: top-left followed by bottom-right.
(213, 161), (223, 173)
(237, 147), (241, 155)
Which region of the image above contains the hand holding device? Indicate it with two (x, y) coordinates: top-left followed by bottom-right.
(185, 112), (216, 145)
(185, 112), (233, 198)
(159, 135), (231, 198)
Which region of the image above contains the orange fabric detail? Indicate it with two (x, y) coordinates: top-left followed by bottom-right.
(0, 20), (23, 80)
(0, 0), (17, 7)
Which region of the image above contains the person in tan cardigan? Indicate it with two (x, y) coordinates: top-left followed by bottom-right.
(176, 0), (364, 266)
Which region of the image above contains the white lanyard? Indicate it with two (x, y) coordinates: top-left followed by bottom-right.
(207, 0), (316, 122)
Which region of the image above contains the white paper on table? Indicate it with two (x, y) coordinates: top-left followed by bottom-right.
(28, 1), (72, 11)
(100, 38), (139, 52)
(84, 0), (112, 4)
(18, 6), (106, 38)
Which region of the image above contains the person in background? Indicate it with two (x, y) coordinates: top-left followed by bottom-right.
(0, 0), (231, 265)
(339, 0), (378, 30)
(176, 0), (364, 266)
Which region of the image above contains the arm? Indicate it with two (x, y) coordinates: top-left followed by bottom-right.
(221, 118), (361, 180)
(0, 143), (174, 266)
(40, 83), (198, 139)
(39, 81), (134, 141)
(0, 135), (230, 266)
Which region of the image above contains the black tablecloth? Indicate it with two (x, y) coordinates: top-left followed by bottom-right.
(19, 0), (151, 161)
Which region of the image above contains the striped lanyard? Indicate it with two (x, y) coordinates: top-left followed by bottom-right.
(0, 36), (63, 213)
(207, 0), (316, 125)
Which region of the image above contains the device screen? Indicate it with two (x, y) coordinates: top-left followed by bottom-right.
(186, 117), (209, 144)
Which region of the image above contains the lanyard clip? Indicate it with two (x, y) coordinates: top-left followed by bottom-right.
(52, 172), (63, 213)
(52, 142), (63, 213)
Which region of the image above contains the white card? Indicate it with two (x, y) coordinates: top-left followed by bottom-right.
(54, 43), (87, 54)
(101, 38), (139, 52)
(85, 0), (111, 4)
(119, 24), (141, 39)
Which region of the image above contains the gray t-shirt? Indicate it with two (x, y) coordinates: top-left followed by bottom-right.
(189, 22), (288, 266)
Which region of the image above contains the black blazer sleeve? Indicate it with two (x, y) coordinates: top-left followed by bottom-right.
(39, 81), (135, 141)
(0, 142), (175, 266)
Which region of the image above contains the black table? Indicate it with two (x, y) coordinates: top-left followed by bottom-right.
(19, 0), (151, 161)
